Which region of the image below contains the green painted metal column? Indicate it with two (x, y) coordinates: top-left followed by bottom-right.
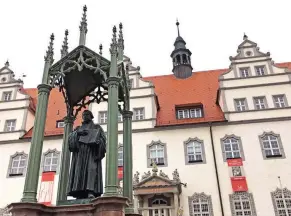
(122, 110), (134, 213)
(104, 26), (119, 196)
(56, 115), (74, 202)
(21, 34), (54, 203)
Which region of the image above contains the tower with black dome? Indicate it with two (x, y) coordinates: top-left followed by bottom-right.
(170, 20), (193, 79)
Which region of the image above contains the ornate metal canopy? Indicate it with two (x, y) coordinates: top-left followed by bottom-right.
(47, 6), (130, 118)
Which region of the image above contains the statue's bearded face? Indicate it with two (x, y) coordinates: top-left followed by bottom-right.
(82, 112), (92, 123)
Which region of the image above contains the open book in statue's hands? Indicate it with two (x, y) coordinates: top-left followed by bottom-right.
(78, 128), (101, 144)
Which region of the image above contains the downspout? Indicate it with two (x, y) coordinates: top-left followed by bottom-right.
(209, 123), (224, 216)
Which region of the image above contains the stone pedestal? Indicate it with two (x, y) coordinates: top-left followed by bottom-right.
(125, 213), (142, 216)
(8, 196), (129, 216)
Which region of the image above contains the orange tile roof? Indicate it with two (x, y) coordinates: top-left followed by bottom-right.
(22, 62), (291, 137)
(144, 69), (228, 126)
(22, 88), (83, 138)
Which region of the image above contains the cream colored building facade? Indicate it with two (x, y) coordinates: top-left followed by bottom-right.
(1, 36), (291, 216)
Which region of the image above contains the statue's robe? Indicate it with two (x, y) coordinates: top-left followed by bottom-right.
(67, 121), (106, 198)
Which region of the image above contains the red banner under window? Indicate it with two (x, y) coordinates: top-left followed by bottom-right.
(38, 172), (55, 206)
(227, 158), (243, 167)
(118, 167), (123, 180)
(231, 176), (248, 192)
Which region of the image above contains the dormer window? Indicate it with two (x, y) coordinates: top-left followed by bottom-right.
(239, 68), (250, 78)
(56, 121), (65, 128)
(176, 107), (202, 119)
(2, 91), (12, 101)
(255, 66), (265, 76)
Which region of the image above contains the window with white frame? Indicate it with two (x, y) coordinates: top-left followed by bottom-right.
(2, 91), (12, 101)
(259, 132), (285, 159)
(8, 152), (27, 177)
(234, 98), (248, 111)
(177, 107), (202, 119)
(240, 68), (250, 78)
(229, 192), (257, 216)
(271, 188), (291, 216)
(133, 108), (144, 120)
(4, 119), (16, 132)
(184, 138), (205, 164)
(221, 135), (244, 161)
(255, 66), (265, 76)
(99, 111), (108, 123)
(56, 121), (65, 128)
(188, 193), (213, 216)
(129, 79), (134, 89)
(147, 141), (167, 167)
(149, 196), (170, 216)
(118, 145), (123, 167)
(273, 95), (287, 108)
(253, 97), (267, 110)
(43, 150), (60, 172)
(118, 112), (122, 122)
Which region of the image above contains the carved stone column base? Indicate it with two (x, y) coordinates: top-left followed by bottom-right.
(8, 196), (129, 216)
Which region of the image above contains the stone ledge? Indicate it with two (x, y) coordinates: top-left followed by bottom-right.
(8, 196), (129, 216)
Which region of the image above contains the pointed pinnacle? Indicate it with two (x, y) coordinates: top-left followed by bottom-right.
(5, 60), (9, 67)
(79, 5), (88, 33)
(61, 29), (69, 58)
(118, 23), (124, 49)
(176, 19), (180, 37)
(44, 33), (54, 63)
(110, 26), (118, 54)
(243, 33), (248, 40)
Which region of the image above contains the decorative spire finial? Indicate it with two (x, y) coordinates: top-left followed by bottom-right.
(176, 19), (180, 37)
(44, 33), (54, 64)
(79, 5), (88, 46)
(110, 25), (118, 54)
(243, 33), (248, 40)
(5, 60), (9, 67)
(99, 44), (103, 56)
(61, 29), (69, 58)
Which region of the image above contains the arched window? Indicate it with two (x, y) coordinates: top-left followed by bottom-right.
(259, 132), (285, 159)
(184, 137), (206, 164)
(176, 55), (181, 64)
(220, 135), (245, 161)
(8, 152), (28, 177)
(271, 188), (291, 215)
(229, 192), (257, 216)
(182, 54), (187, 64)
(147, 141), (168, 167)
(42, 149), (60, 173)
(149, 195), (171, 216)
(188, 192), (213, 216)
(152, 198), (168, 205)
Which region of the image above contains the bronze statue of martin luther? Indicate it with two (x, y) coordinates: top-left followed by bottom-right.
(67, 110), (106, 199)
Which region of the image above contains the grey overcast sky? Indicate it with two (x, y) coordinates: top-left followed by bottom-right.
(1, 0), (291, 88)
